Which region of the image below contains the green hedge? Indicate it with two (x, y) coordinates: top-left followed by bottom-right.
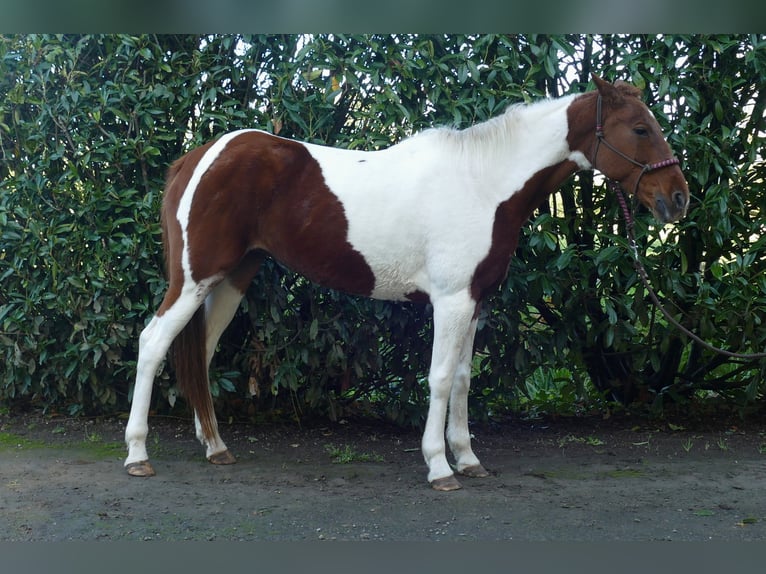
(2, 34), (765, 421)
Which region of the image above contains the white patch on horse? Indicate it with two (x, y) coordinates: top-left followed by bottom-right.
(568, 150), (592, 170)
(303, 94), (580, 301)
(176, 129), (258, 284)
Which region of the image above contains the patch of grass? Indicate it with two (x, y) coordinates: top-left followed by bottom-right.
(85, 428), (103, 443)
(739, 517), (759, 526)
(324, 444), (383, 464)
(604, 468), (644, 479)
(82, 440), (125, 459)
(557, 434), (605, 448)
(694, 509), (716, 517)
(0, 429), (123, 459)
(632, 435), (652, 448)
(0, 431), (46, 451)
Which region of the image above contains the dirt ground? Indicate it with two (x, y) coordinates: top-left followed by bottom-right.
(1, 410), (766, 541)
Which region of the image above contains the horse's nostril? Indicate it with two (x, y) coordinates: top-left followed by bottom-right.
(673, 190), (687, 210)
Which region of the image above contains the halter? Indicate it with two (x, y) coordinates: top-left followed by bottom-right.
(592, 94), (680, 197)
(592, 93), (681, 240)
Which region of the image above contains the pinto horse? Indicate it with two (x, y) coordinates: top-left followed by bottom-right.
(124, 75), (689, 490)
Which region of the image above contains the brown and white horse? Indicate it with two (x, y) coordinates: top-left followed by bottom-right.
(124, 75), (689, 490)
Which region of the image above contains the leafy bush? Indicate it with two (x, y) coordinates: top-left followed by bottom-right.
(2, 34), (765, 421)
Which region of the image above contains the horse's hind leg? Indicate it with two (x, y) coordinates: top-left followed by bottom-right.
(447, 314), (489, 479)
(124, 287), (210, 476)
(195, 253), (264, 465)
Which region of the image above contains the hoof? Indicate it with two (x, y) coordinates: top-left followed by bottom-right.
(460, 464), (490, 478)
(208, 449), (237, 465)
(126, 461), (156, 477)
(430, 474), (463, 491)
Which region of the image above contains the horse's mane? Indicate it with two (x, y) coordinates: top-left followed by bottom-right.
(416, 83), (642, 159)
(418, 94), (577, 158)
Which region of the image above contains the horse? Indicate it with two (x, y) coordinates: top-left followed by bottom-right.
(124, 75), (689, 490)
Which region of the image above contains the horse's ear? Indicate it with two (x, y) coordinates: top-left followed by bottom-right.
(592, 74), (620, 103)
(591, 73), (609, 90)
(592, 74), (641, 103)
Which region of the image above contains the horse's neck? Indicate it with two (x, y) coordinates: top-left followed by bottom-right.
(561, 90), (598, 165)
(460, 92), (594, 205)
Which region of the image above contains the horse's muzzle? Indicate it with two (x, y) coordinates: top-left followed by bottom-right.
(655, 189), (689, 223)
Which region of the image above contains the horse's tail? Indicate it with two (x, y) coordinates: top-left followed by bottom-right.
(169, 306), (216, 441)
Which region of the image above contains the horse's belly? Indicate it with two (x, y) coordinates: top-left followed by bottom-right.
(367, 264), (429, 302)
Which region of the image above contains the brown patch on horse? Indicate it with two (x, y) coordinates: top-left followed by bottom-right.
(470, 160), (580, 302)
(183, 132), (376, 296)
(405, 289), (431, 304)
(228, 249), (267, 293)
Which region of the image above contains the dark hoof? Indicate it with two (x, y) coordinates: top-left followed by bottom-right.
(126, 461), (156, 477)
(460, 464), (490, 478)
(430, 474), (463, 491)
(208, 449), (237, 465)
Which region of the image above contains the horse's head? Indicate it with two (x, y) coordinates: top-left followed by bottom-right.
(591, 75), (689, 223)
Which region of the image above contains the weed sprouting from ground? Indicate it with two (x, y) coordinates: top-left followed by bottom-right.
(324, 444), (383, 464)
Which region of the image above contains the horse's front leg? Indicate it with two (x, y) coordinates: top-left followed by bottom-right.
(422, 291), (478, 491)
(447, 314), (489, 479)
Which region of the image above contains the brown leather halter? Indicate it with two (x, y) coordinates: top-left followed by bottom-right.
(592, 94), (680, 197)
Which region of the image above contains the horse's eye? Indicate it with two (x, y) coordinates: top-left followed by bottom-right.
(633, 127), (649, 137)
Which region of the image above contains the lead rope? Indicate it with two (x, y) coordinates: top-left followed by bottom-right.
(612, 179), (766, 360)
